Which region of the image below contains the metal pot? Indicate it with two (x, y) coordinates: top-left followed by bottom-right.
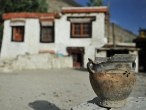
(87, 54), (136, 108)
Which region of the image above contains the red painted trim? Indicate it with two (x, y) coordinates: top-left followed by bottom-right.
(3, 12), (59, 20)
(62, 7), (108, 14)
(3, 7), (108, 20)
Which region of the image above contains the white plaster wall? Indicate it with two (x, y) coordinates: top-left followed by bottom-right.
(55, 13), (107, 67)
(129, 51), (139, 72)
(1, 12), (107, 68)
(24, 19), (56, 53)
(24, 19), (40, 53)
(55, 13), (106, 46)
(1, 19), (56, 59)
(1, 20), (28, 58)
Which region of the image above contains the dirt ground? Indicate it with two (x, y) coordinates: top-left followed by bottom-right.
(0, 69), (145, 110)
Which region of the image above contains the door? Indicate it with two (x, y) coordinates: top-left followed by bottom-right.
(67, 47), (84, 68)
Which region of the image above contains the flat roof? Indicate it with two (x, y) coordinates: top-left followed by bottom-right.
(62, 6), (108, 14)
(3, 12), (59, 20)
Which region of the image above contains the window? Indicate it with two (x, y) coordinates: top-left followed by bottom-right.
(40, 20), (54, 43)
(12, 26), (24, 42)
(40, 26), (54, 43)
(71, 22), (91, 38)
(68, 16), (95, 38)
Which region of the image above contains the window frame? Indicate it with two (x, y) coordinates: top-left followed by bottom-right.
(40, 23), (55, 43)
(11, 26), (25, 42)
(71, 22), (92, 38)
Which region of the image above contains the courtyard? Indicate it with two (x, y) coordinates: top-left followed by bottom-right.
(0, 69), (145, 110)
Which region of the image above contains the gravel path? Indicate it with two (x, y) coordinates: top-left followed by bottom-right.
(0, 69), (145, 110)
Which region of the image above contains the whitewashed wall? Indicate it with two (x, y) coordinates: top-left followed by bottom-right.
(1, 19), (56, 58)
(129, 50), (139, 72)
(1, 13), (107, 68)
(55, 13), (107, 67)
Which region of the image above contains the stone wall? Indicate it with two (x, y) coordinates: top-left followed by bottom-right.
(0, 53), (73, 72)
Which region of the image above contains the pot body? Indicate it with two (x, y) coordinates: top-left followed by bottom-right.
(89, 69), (136, 107)
(87, 54), (136, 108)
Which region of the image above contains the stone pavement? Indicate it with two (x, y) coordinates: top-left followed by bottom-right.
(71, 97), (146, 110)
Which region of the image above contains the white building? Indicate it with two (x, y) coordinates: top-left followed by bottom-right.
(1, 7), (109, 68)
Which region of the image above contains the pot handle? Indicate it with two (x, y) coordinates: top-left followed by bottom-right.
(87, 58), (95, 74)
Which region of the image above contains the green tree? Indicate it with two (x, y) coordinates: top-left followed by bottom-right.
(87, 0), (103, 6)
(0, 0), (48, 13)
(0, 0), (48, 41)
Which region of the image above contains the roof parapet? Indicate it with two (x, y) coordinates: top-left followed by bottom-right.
(62, 6), (108, 14)
(3, 12), (60, 20)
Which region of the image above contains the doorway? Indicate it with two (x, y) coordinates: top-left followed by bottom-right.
(67, 47), (84, 68)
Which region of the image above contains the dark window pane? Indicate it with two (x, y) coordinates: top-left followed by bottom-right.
(82, 23), (91, 35)
(74, 23), (81, 35)
(41, 26), (54, 42)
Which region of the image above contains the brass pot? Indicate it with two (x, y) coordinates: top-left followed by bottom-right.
(87, 54), (136, 108)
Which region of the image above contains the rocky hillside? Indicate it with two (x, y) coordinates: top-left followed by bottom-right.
(46, 0), (80, 12)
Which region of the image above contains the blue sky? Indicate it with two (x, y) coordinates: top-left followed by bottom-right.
(75, 0), (146, 35)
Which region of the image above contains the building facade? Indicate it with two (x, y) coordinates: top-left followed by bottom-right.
(1, 7), (108, 68)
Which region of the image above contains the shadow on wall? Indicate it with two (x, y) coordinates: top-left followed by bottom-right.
(29, 100), (61, 110)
